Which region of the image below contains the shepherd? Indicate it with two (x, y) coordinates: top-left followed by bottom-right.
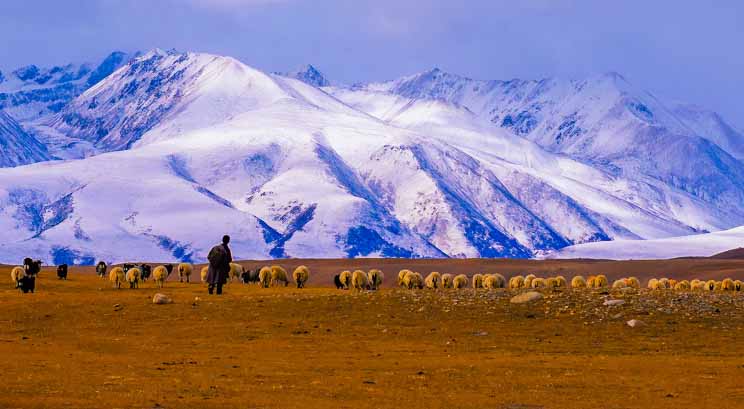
(206, 235), (232, 295)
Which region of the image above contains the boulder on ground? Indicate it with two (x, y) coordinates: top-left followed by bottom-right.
(510, 291), (544, 304)
(152, 293), (172, 304)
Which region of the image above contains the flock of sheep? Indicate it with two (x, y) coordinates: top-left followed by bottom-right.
(8, 260), (744, 295)
(102, 262), (310, 289)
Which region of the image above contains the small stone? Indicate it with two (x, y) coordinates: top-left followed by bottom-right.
(626, 319), (645, 328)
(152, 293), (172, 304)
(510, 291), (544, 304)
(604, 299), (626, 306)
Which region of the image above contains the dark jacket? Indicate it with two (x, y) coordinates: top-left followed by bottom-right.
(206, 243), (232, 285)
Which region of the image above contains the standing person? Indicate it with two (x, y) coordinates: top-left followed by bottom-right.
(206, 235), (232, 295)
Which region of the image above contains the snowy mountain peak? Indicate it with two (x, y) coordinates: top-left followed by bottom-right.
(280, 64), (330, 87)
(0, 109), (49, 167)
(0, 51), (135, 121)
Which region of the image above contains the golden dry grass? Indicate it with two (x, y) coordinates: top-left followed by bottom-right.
(1, 260), (744, 408)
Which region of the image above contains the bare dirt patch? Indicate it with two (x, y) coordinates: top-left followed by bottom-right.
(1, 259), (744, 408)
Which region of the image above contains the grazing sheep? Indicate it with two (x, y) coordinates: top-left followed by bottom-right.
(735, 280), (743, 292)
(96, 261), (107, 278)
(714, 281), (723, 291)
(571, 276), (586, 288)
(293, 265), (310, 288)
(270, 265), (289, 287)
(647, 278), (659, 289)
(351, 270), (369, 290)
(242, 268), (259, 284)
(587, 275), (597, 288)
(200, 266), (209, 283)
(333, 274), (344, 289)
(258, 266), (272, 288)
(674, 280), (691, 291)
(491, 273), (507, 288)
(367, 269), (383, 290)
(441, 274), (454, 289)
(472, 273), (484, 289)
(704, 280), (716, 291)
(509, 275), (525, 289)
(524, 274), (536, 288)
(624, 277), (641, 289)
(126, 268), (141, 289)
(109, 267), (126, 289)
(722, 278), (735, 291)
(397, 269), (412, 287)
(229, 263), (244, 282)
(546, 277), (559, 289)
(402, 271), (422, 290)
(612, 279), (627, 289)
(555, 276), (567, 288)
(531, 277), (547, 289)
(339, 270), (352, 289)
(140, 264), (151, 282)
(483, 274), (504, 289)
(658, 278), (671, 289)
(691, 280), (706, 291)
(593, 275), (608, 288)
(452, 274), (468, 289)
(425, 272), (442, 289)
(668, 279), (678, 288)
(10, 266), (25, 286)
(177, 263), (193, 283)
(57, 264), (68, 280)
(152, 266), (168, 288)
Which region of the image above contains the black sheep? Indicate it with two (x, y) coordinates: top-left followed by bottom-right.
(333, 274), (344, 289)
(56, 264), (68, 280)
(96, 261), (107, 278)
(164, 264), (174, 276)
(140, 264), (152, 281)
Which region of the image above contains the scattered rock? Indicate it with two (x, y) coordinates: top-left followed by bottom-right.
(152, 293), (172, 304)
(603, 299), (626, 306)
(626, 319), (645, 328)
(510, 291), (544, 304)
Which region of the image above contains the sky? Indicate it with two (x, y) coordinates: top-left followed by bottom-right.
(1, 0), (743, 125)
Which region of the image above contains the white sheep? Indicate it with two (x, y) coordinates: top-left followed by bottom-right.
(258, 266), (272, 288)
(339, 270), (352, 289)
(229, 263), (244, 282)
(425, 272), (441, 289)
(367, 269), (383, 290)
(509, 275), (525, 289)
(472, 273), (484, 289)
(452, 274), (468, 289)
(126, 268), (141, 289)
(200, 266), (209, 283)
(293, 265), (310, 288)
(109, 267), (126, 289)
(351, 270), (369, 290)
(441, 273), (454, 289)
(177, 263), (193, 283)
(270, 265), (289, 287)
(10, 266), (25, 286)
(152, 265), (168, 288)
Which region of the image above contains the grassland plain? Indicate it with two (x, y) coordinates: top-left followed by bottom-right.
(1, 258), (744, 409)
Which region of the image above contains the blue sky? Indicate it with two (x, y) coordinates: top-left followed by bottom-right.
(1, 0), (743, 125)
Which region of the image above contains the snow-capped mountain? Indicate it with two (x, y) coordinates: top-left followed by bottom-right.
(0, 109), (49, 167)
(0, 51), (135, 122)
(278, 64), (330, 87)
(331, 69), (744, 233)
(0, 50), (742, 264)
(549, 225), (744, 260)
